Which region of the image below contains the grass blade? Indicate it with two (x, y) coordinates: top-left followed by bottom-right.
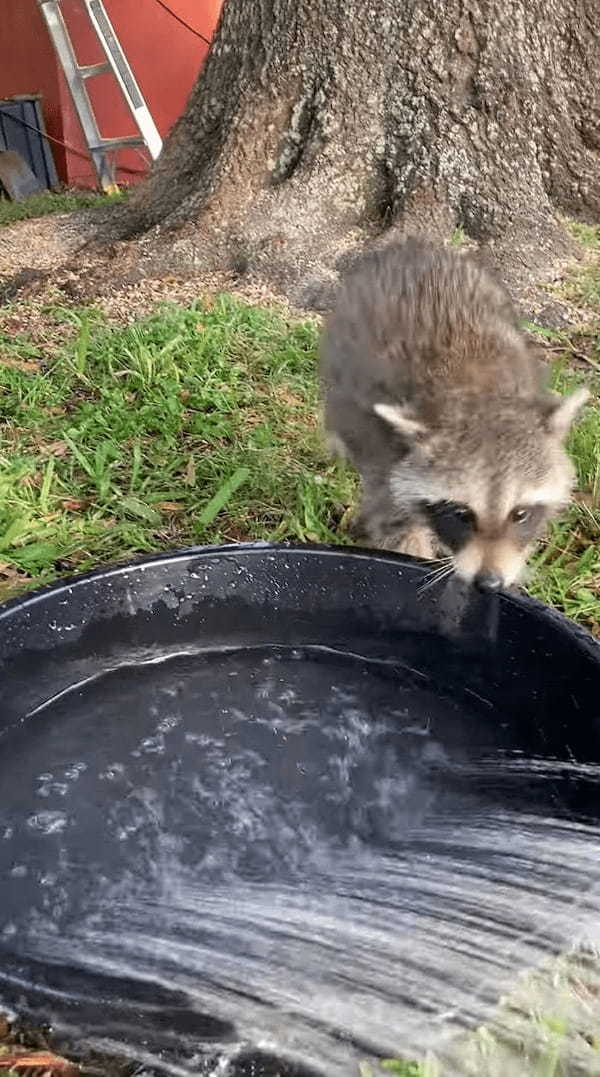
(120, 496), (162, 525)
(40, 457), (55, 513)
(196, 467), (250, 530)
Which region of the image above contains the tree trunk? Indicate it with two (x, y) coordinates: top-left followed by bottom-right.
(114, 0), (600, 307)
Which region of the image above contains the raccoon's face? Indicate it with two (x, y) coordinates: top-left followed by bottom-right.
(375, 388), (589, 590)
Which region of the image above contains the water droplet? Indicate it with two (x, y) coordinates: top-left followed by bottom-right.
(157, 714), (181, 734)
(140, 735), (165, 754)
(27, 811), (68, 835)
(37, 782), (69, 798)
(100, 762), (126, 781)
(64, 762), (88, 780)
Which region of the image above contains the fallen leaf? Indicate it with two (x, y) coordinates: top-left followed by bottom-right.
(0, 563), (29, 582)
(0, 356), (40, 373)
(61, 499), (90, 511)
(276, 388), (303, 408)
(38, 441), (68, 458)
(185, 455), (196, 487)
(0, 1051), (78, 1075)
(573, 490), (596, 509)
(158, 501), (185, 514)
(21, 473), (42, 489)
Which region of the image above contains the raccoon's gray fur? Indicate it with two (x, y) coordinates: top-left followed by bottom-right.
(320, 238), (588, 589)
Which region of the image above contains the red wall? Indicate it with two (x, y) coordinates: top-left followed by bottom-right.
(0, 0), (222, 188)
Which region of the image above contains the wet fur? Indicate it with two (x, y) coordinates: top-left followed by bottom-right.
(320, 238), (588, 586)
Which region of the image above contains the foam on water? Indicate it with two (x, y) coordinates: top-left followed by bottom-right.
(1, 645), (599, 1075)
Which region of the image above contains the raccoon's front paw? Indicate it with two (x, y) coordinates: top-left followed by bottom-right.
(385, 524), (437, 561)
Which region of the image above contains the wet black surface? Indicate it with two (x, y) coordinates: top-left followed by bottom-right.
(0, 544), (599, 1075)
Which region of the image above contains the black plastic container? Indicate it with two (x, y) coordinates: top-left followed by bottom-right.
(0, 543), (598, 1075)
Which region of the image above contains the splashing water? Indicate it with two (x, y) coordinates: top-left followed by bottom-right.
(1, 645), (599, 1075)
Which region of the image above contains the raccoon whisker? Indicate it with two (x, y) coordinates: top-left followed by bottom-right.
(417, 560), (452, 585)
(419, 556), (453, 583)
(417, 568), (452, 594)
(418, 570), (455, 596)
(419, 557), (453, 582)
(417, 563), (455, 595)
(418, 568), (452, 590)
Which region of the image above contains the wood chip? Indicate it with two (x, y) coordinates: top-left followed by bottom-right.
(185, 455), (196, 486)
(38, 441), (68, 458)
(158, 501), (185, 513)
(0, 1052), (78, 1075)
(61, 499), (90, 511)
(0, 356), (40, 373)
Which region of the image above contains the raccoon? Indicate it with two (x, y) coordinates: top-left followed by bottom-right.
(320, 238), (588, 591)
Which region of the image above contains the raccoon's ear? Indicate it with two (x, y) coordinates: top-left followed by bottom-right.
(373, 403), (428, 439)
(541, 387), (590, 438)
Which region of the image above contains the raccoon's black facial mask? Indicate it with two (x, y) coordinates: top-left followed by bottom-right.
(425, 501), (475, 551)
(508, 503), (548, 543)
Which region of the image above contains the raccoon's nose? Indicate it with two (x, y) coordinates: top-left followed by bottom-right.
(474, 570), (503, 593)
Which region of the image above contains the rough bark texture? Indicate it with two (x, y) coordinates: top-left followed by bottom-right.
(108, 0), (600, 307)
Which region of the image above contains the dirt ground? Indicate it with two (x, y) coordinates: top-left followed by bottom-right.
(0, 206), (596, 338)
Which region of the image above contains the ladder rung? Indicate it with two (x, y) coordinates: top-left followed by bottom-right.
(92, 136), (146, 150)
(78, 62), (110, 79)
(39, 0), (162, 192)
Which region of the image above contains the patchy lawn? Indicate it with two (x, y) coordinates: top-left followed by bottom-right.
(0, 296), (355, 601)
(525, 221), (600, 633)
(527, 360), (600, 632)
(0, 281), (598, 631)
(0, 189), (123, 229)
(363, 947), (600, 1076)
(0, 286), (599, 629)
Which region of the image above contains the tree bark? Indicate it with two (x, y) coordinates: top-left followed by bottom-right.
(113, 0), (600, 307)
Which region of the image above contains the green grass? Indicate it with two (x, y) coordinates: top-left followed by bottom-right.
(523, 221), (600, 633)
(527, 362), (600, 631)
(373, 949), (600, 1076)
(0, 296), (355, 601)
(0, 289), (598, 631)
(565, 218), (600, 250)
(0, 188), (124, 228)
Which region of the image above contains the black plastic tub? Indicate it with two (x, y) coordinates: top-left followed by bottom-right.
(0, 543), (599, 1075)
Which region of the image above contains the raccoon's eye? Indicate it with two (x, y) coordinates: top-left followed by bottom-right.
(511, 507), (531, 524)
(452, 505), (474, 521)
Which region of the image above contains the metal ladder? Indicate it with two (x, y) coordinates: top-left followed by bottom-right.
(38, 0), (163, 192)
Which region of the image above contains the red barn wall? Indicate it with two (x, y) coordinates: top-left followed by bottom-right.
(0, 0), (222, 188)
